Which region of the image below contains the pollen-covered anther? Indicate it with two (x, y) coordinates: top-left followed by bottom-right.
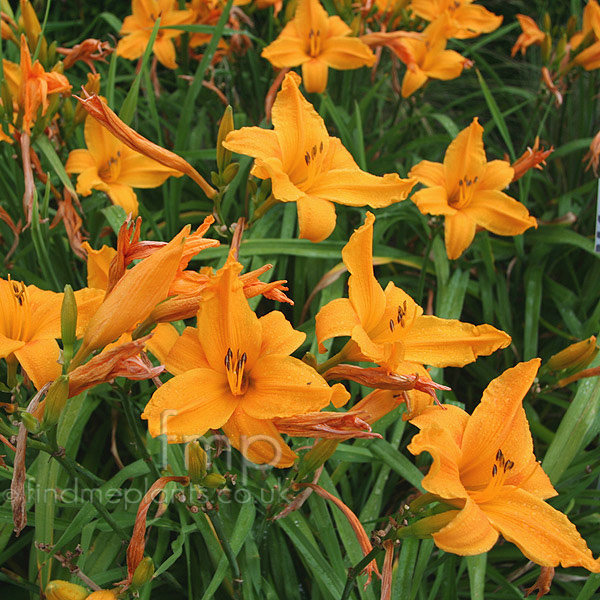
(308, 28), (322, 57)
(397, 301), (407, 326)
(224, 347), (248, 396)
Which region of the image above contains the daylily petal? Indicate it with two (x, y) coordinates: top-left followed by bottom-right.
(146, 322), (180, 364)
(463, 190), (537, 236)
(294, 0), (330, 41)
(409, 160), (445, 187)
(460, 360), (541, 484)
(410, 402), (469, 449)
(423, 49), (466, 80)
(309, 170), (414, 207)
(153, 36), (178, 69)
(451, 5), (503, 40)
(222, 407), (298, 467)
(302, 58), (329, 93)
(392, 360), (437, 418)
(165, 326), (210, 374)
(0, 334), (25, 359)
(82, 242), (116, 290)
(402, 316), (511, 368)
(117, 153), (182, 188)
(143, 368), (239, 439)
(320, 36), (375, 69)
(14, 338), (61, 389)
(197, 260), (262, 372)
(483, 488), (600, 571)
(296, 195), (337, 242)
(75, 167), (107, 197)
(224, 127), (282, 163)
(316, 298), (360, 353)
(411, 186), (456, 216)
(84, 113), (122, 166)
(259, 311), (306, 357)
(407, 418), (467, 500)
(343, 212), (387, 331)
(243, 355), (348, 419)
(65, 149), (95, 174)
(262, 36), (310, 68)
(401, 68), (428, 98)
(444, 211), (477, 259)
(26, 286), (65, 339)
(350, 323), (386, 363)
(252, 157), (304, 202)
(432, 498), (499, 555)
(477, 160), (514, 191)
(105, 183), (139, 216)
(443, 118), (486, 195)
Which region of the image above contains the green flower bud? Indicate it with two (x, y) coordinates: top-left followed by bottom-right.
(131, 556), (155, 590)
(216, 105), (234, 173)
(42, 375), (69, 429)
(201, 473), (227, 488)
(187, 441), (207, 484)
(221, 162), (239, 185)
(21, 411), (41, 434)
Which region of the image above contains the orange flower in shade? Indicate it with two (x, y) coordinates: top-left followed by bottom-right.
(406, 360), (600, 572)
(315, 213), (511, 411)
(116, 0), (193, 70)
(65, 116), (182, 216)
(223, 72), (414, 242)
(261, 0), (375, 93)
(410, 0), (502, 40)
(2, 35), (71, 133)
(409, 118), (537, 259)
(511, 14), (545, 57)
(385, 16), (471, 98)
(0, 278), (101, 389)
(570, 0), (600, 50)
(142, 260), (349, 467)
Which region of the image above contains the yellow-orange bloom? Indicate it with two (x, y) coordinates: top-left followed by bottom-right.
(65, 115), (182, 216)
(570, 0), (600, 49)
(315, 212), (510, 415)
(142, 260), (349, 467)
(0, 277), (101, 389)
(409, 118), (537, 259)
(2, 35), (71, 133)
(223, 72), (414, 242)
(511, 14), (545, 57)
(261, 0), (375, 93)
(382, 16), (470, 97)
(116, 0), (193, 69)
(407, 360), (600, 572)
(410, 0), (502, 40)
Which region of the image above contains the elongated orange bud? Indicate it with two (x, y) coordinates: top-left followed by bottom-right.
(75, 92), (217, 199)
(547, 336), (598, 374)
(45, 580), (89, 600)
(74, 73), (101, 124)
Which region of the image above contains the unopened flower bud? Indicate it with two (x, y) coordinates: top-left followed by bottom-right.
(541, 34), (552, 64)
(217, 105), (233, 173)
(45, 580), (89, 600)
(187, 440), (207, 484)
(201, 473), (227, 488)
(20, 0), (41, 48)
(131, 556), (155, 590)
(42, 375), (69, 428)
(21, 411), (40, 434)
(566, 15), (577, 39)
(555, 34), (567, 61)
(546, 336), (598, 374)
(297, 439), (339, 480)
(542, 12), (551, 33)
(85, 591), (120, 599)
(221, 162), (239, 185)
(61, 284), (77, 353)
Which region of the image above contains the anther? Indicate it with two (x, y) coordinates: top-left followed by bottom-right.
(389, 319), (395, 332)
(319, 141), (324, 153)
(304, 152), (310, 165)
(496, 449), (503, 461)
(492, 464), (498, 477)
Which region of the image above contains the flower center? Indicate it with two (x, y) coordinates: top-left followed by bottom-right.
(308, 29), (322, 57)
(449, 175), (478, 209)
(0, 276), (30, 342)
(448, 0), (461, 13)
(295, 140), (326, 190)
(99, 150), (122, 183)
(468, 448), (514, 503)
(224, 347), (248, 396)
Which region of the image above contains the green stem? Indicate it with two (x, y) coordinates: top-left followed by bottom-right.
(416, 227), (438, 306)
(316, 342), (351, 375)
(206, 510), (242, 599)
(340, 546), (383, 600)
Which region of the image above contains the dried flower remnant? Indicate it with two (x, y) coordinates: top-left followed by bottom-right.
(511, 14), (546, 57)
(510, 138), (553, 182)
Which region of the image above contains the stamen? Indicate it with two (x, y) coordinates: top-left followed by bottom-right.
(224, 348), (248, 396)
(389, 319), (395, 332)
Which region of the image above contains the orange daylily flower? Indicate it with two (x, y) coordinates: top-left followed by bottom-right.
(407, 360), (600, 572)
(0, 277), (102, 389)
(315, 213), (511, 397)
(584, 129), (600, 175)
(261, 0), (375, 93)
(65, 115), (182, 216)
(410, 0), (502, 40)
(570, 0), (600, 49)
(511, 14), (545, 57)
(142, 260), (349, 467)
(116, 0), (194, 70)
(223, 72), (414, 242)
(409, 118), (537, 259)
(71, 226), (190, 366)
(75, 92), (217, 199)
(2, 35), (71, 133)
(381, 16), (471, 97)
